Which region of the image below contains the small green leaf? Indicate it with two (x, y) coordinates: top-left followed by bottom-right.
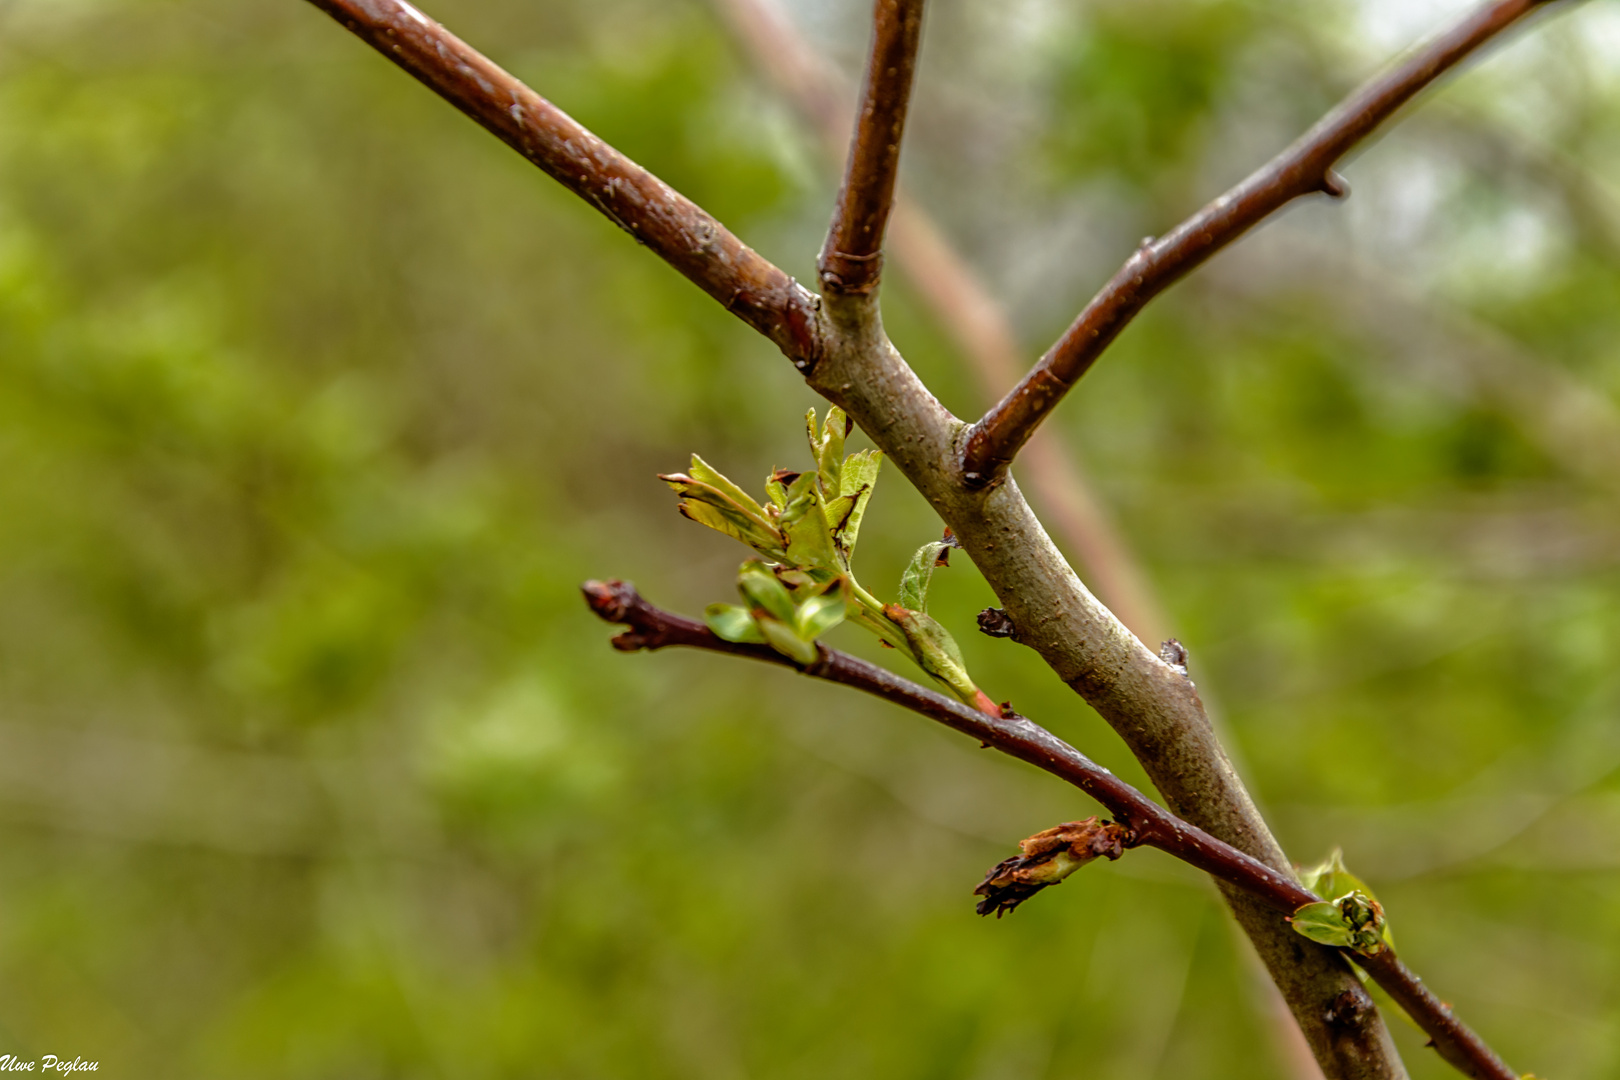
(1289, 890), (1388, 954)
(839, 449), (881, 499)
(793, 583), (846, 641)
(1289, 901), (1357, 949)
(835, 451), (882, 557)
(687, 454), (766, 518)
(705, 604), (766, 644)
(816, 408), (847, 496)
(886, 604), (981, 707)
(897, 540), (950, 613)
(822, 492), (857, 534)
(737, 561), (797, 624)
(674, 500), (786, 560)
(781, 492), (839, 572)
(764, 468), (801, 511)
(757, 615), (820, 666)
(662, 473), (785, 558)
(777, 470), (819, 526)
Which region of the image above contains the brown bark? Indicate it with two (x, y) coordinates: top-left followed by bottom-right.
(583, 579), (1517, 1080)
(819, 0), (925, 298)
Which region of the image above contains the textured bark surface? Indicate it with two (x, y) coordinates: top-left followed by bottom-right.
(806, 294), (1404, 1078)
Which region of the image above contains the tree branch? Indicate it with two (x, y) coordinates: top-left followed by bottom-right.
(303, 0), (824, 368)
(818, 0), (925, 298)
(582, 579), (1519, 1080)
(960, 0), (1572, 486)
(306, 1), (1574, 1073)
(711, 0), (1168, 641)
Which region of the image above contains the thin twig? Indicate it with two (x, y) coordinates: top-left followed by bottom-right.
(819, 0), (925, 297)
(713, 0), (1167, 641)
(303, 0), (824, 368)
(961, 0), (1571, 485)
(582, 579), (1519, 1080)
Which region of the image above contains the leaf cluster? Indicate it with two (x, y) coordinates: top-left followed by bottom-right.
(662, 407), (994, 713)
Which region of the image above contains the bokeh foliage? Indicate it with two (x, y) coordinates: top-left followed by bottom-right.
(0, 0), (1617, 1076)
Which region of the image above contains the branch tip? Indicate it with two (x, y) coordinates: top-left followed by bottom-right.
(581, 578), (634, 624)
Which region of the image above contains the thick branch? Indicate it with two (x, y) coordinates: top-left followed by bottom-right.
(582, 579), (1519, 1080)
(304, 0), (824, 367)
(961, 0), (1570, 484)
(819, 0), (925, 297)
(805, 310), (1403, 1079)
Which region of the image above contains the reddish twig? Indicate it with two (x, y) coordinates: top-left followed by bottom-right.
(304, 0), (823, 368)
(961, 0), (1570, 485)
(583, 579), (1518, 1080)
(819, 0), (926, 297)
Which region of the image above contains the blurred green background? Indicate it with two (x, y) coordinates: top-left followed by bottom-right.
(0, 0), (1617, 1076)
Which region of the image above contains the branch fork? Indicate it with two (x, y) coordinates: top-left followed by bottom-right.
(305, 0), (1581, 1075)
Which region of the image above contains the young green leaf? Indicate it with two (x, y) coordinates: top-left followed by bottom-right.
(793, 582), (846, 641)
(815, 408), (847, 496)
(737, 561), (797, 624)
(756, 615), (820, 666)
(672, 499), (786, 560)
(764, 468), (800, 511)
(661, 473), (786, 558)
(776, 470), (819, 526)
(687, 454), (766, 518)
(1289, 900), (1358, 949)
(834, 451), (882, 557)
(885, 604), (981, 708)
(705, 604), (766, 644)
(780, 491), (839, 571)
(897, 539), (950, 613)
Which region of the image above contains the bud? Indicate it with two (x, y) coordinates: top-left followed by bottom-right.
(974, 818), (1129, 918)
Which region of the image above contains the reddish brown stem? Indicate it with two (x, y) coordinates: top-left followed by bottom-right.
(583, 579), (1517, 1080)
(961, 0), (1568, 485)
(304, 0), (823, 368)
(819, 0), (926, 297)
